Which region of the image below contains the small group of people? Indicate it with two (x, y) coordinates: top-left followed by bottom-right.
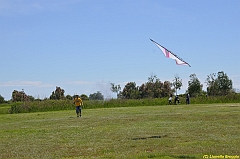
(168, 94), (190, 105)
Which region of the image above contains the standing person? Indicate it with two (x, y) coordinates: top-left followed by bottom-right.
(174, 95), (180, 104)
(74, 95), (83, 117)
(186, 93), (190, 104)
(177, 95), (180, 104)
(168, 94), (173, 105)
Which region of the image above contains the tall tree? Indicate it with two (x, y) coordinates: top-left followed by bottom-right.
(137, 75), (173, 99)
(145, 75), (163, 98)
(206, 71), (233, 96)
(12, 90), (29, 102)
(50, 86), (65, 100)
(187, 74), (203, 97)
(80, 94), (89, 100)
(89, 91), (104, 100)
(216, 71), (233, 95)
(122, 82), (139, 99)
(206, 73), (218, 96)
(110, 83), (121, 98)
(66, 95), (73, 100)
(173, 75), (182, 95)
(139, 83), (147, 98)
(162, 81), (174, 97)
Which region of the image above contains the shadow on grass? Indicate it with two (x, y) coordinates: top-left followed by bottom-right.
(131, 135), (167, 140)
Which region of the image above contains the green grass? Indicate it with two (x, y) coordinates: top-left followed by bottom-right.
(0, 103), (11, 114)
(0, 103), (239, 159)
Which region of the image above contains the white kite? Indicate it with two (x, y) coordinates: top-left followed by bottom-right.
(150, 39), (191, 67)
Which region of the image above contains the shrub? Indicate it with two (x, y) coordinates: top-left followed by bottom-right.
(0, 95), (5, 104)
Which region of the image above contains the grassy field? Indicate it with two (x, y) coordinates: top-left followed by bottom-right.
(0, 103), (239, 159)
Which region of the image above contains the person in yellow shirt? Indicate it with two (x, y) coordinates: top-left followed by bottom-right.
(74, 95), (83, 117)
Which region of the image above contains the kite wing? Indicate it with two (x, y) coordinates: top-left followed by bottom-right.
(150, 39), (191, 67)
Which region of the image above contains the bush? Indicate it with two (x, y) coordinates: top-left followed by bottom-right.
(8, 100), (75, 114)
(189, 94), (240, 104)
(0, 95), (5, 104)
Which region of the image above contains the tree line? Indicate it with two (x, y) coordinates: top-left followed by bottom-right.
(8, 87), (104, 102)
(111, 71), (235, 99)
(0, 71), (236, 103)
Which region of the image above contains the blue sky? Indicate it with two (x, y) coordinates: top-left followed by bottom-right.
(1, 0), (240, 100)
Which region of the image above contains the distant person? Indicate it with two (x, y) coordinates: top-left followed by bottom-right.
(74, 95), (83, 117)
(174, 95), (180, 104)
(168, 94), (173, 105)
(186, 94), (190, 104)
